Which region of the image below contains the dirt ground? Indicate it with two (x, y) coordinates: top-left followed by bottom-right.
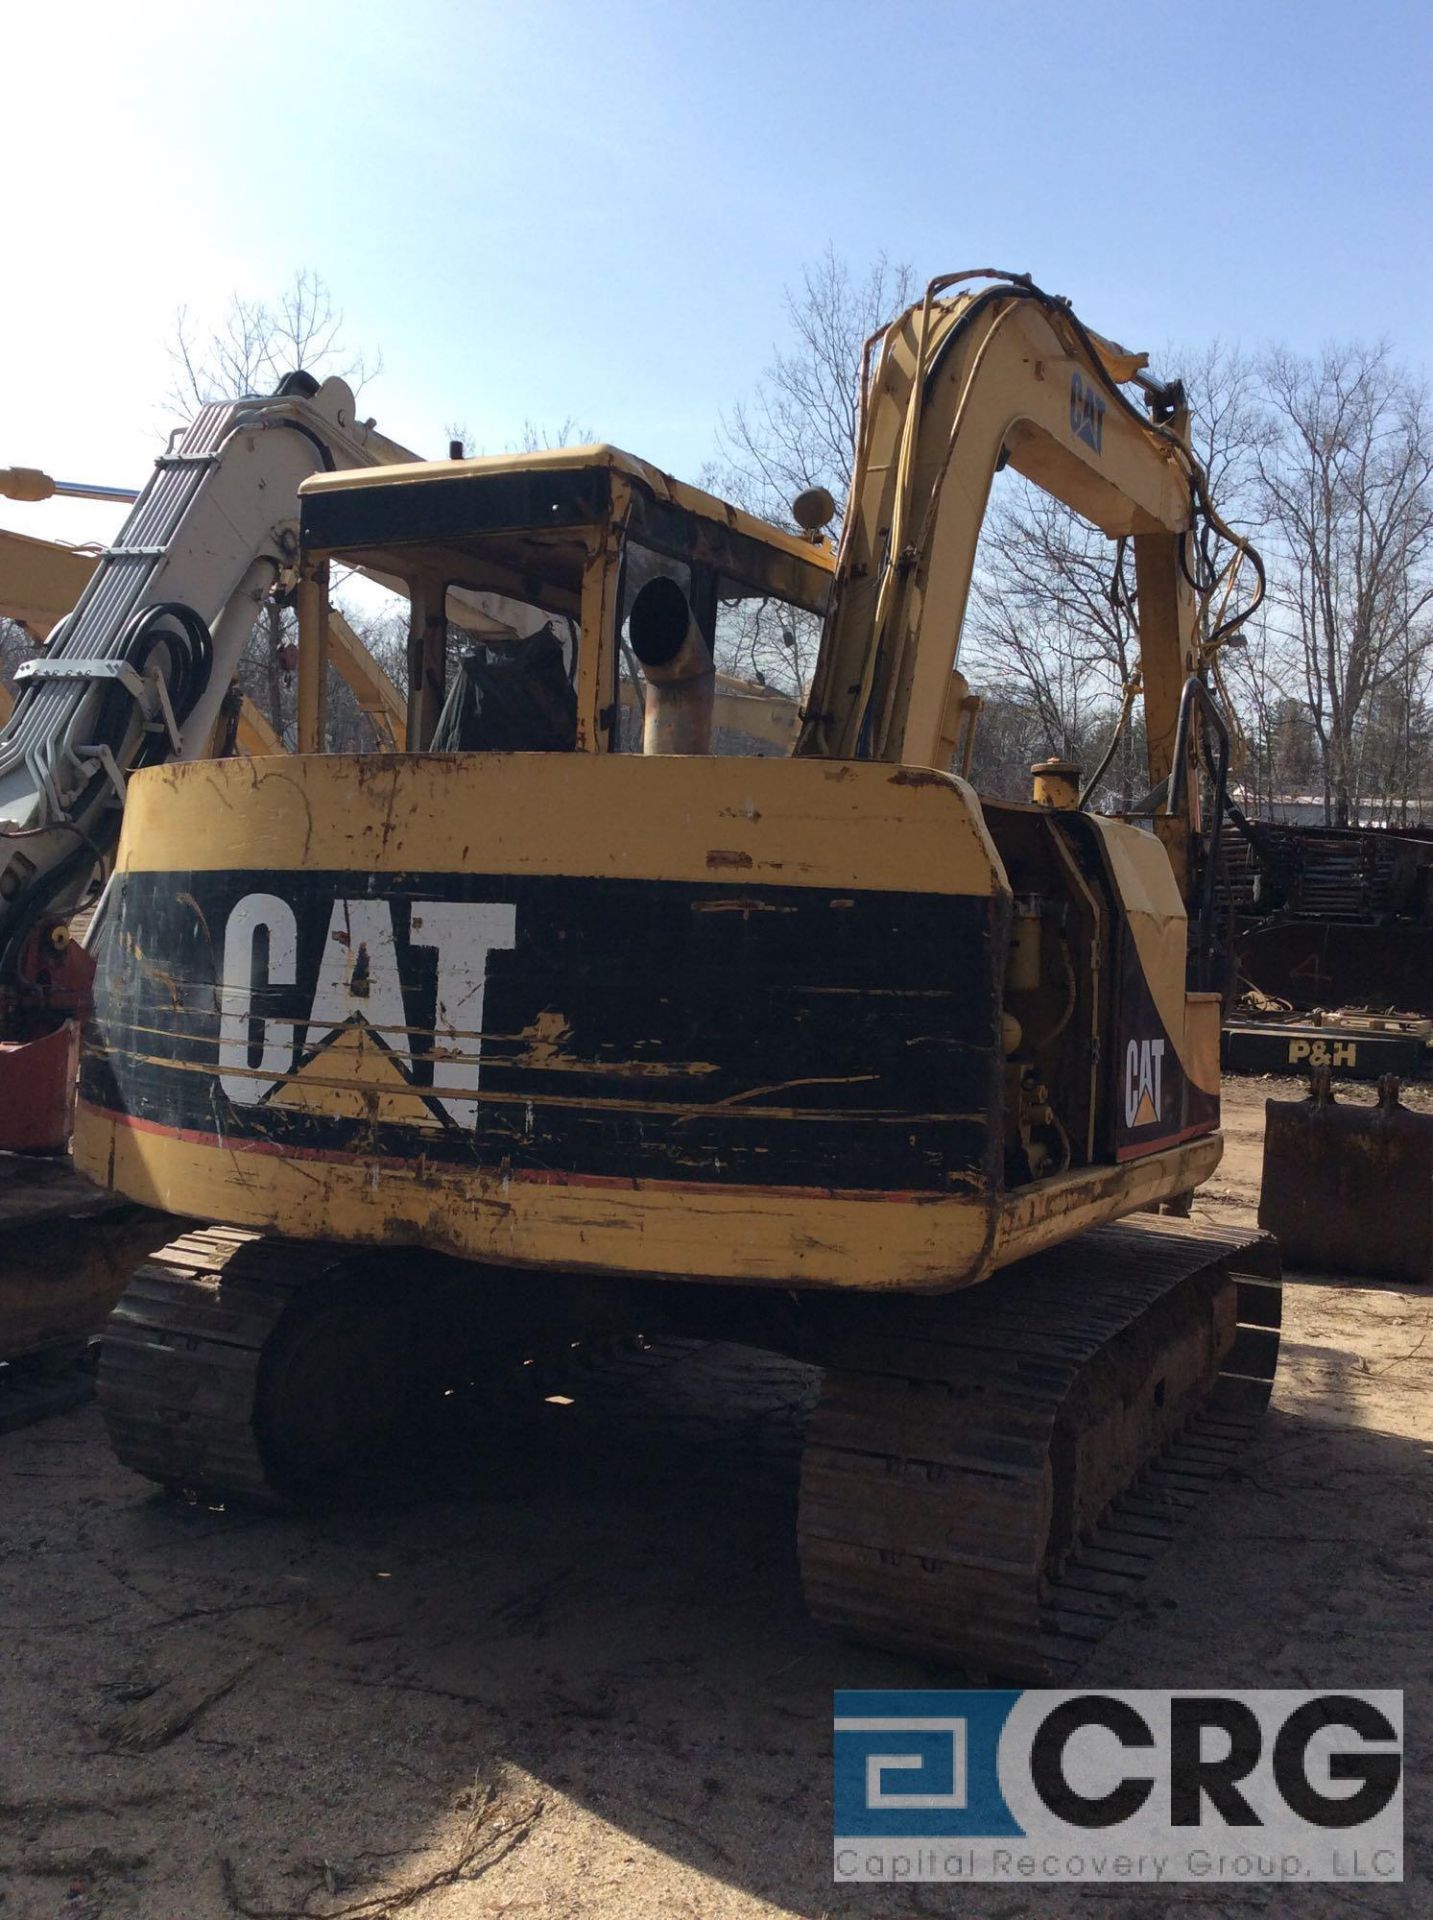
(1, 1077), (1428, 1920)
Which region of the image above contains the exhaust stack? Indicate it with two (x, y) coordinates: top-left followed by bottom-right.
(629, 576), (714, 756)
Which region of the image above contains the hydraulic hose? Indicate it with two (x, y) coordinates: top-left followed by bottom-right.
(0, 602), (215, 986)
(100, 601), (215, 768)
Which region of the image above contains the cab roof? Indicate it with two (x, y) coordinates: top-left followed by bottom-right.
(299, 443), (834, 575)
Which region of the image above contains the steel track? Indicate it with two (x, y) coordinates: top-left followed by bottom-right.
(797, 1217), (1280, 1679)
(98, 1227), (339, 1503)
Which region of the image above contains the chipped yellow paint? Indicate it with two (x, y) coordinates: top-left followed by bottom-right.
(76, 727), (1217, 1295)
(515, 1010), (574, 1066)
(86, 1036), (977, 1129)
(990, 1134), (1223, 1265)
(509, 1011), (718, 1080)
(110, 752), (1011, 897)
(76, 1100), (1219, 1293)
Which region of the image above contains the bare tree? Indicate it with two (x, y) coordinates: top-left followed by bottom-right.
(966, 343), (1266, 805)
(444, 419), (596, 460)
(705, 249), (914, 692)
(1256, 342), (1433, 824)
(963, 690), (1060, 801)
(1359, 658), (1433, 823)
(518, 417), (593, 453)
(164, 271), (383, 743)
(169, 268), (380, 416)
(709, 246), (915, 530)
(964, 483), (1136, 778)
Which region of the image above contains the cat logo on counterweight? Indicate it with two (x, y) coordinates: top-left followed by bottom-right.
(216, 890), (518, 1127)
(1124, 1036), (1166, 1129)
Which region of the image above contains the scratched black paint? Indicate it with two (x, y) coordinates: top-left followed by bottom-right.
(80, 871), (1006, 1195)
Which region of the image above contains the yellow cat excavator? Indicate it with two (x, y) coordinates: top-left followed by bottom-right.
(76, 272), (1279, 1678)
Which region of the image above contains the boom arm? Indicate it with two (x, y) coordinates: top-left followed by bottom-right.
(0, 530), (271, 753)
(0, 376), (428, 958)
(797, 273), (1258, 891)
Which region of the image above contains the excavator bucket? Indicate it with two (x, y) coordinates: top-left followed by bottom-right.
(1259, 1070), (1433, 1283)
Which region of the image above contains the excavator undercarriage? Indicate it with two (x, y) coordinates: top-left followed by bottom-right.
(99, 1211), (1278, 1677)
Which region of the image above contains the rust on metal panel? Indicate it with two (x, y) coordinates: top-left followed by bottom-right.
(0, 1025), (81, 1153)
(1259, 1069), (1433, 1283)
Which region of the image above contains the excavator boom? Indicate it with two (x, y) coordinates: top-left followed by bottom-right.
(800, 273), (1261, 903)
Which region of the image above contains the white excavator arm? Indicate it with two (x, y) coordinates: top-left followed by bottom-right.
(0, 376), (530, 964)
(0, 378), (399, 941)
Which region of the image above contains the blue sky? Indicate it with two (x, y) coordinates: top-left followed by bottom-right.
(4, 0), (1430, 550)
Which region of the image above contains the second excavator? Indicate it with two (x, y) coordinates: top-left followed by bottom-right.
(76, 271), (1279, 1678)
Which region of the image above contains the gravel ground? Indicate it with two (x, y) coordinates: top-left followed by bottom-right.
(0, 1077), (1428, 1919)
